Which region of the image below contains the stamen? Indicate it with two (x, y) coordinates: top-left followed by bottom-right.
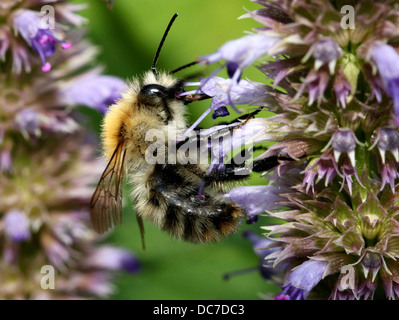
(198, 181), (206, 201)
(61, 43), (72, 49)
(179, 107), (212, 140)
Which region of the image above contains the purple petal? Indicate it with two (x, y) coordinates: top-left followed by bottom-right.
(375, 127), (399, 151)
(13, 10), (42, 43)
(62, 75), (126, 113)
(226, 61), (241, 80)
(200, 76), (266, 110)
(331, 128), (357, 153)
(13, 9), (71, 71)
(312, 39), (342, 64)
(371, 43), (399, 121)
(0, 149), (12, 173)
(226, 185), (284, 219)
(243, 231), (273, 258)
(212, 106), (230, 119)
(15, 109), (40, 134)
(277, 286), (306, 300)
(4, 210), (31, 243)
(282, 260), (329, 299)
(84, 246), (140, 273)
(200, 33), (280, 71)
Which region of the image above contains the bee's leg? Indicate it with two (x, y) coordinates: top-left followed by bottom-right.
(145, 164), (245, 243)
(202, 154), (285, 184)
(176, 133), (288, 184)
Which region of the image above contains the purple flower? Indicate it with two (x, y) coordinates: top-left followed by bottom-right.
(371, 43), (399, 123)
(243, 231), (272, 257)
(303, 38), (342, 73)
(243, 231), (275, 279)
(13, 10), (71, 72)
(84, 246), (140, 273)
(276, 260), (329, 300)
(0, 148), (12, 173)
(180, 77), (267, 138)
(212, 106), (229, 119)
(200, 77), (267, 111)
(334, 67), (352, 108)
(199, 33), (280, 81)
(226, 186), (284, 222)
(4, 210), (31, 243)
(64, 272), (114, 298)
(224, 231), (276, 281)
(62, 75), (126, 113)
(0, 27), (10, 60)
(330, 128), (358, 167)
(372, 127), (399, 164)
(41, 232), (71, 271)
(380, 158), (399, 193)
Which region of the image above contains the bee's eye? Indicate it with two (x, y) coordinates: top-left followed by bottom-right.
(140, 84), (166, 97)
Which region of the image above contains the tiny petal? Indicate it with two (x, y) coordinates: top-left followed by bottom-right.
(278, 286), (305, 300)
(13, 9), (70, 72)
(371, 43), (399, 122)
(361, 251), (383, 282)
(243, 231), (273, 258)
(226, 61), (241, 80)
(200, 76), (267, 110)
(312, 39), (342, 65)
(41, 232), (71, 271)
(280, 260), (329, 299)
(4, 210), (31, 243)
(302, 38), (342, 75)
(212, 106), (230, 119)
(330, 128), (358, 166)
(226, 185), (284, 221)
(15, 109), (41, 138)
(373, 127), (399, 163)
(0, 148), (13, 173)
(62, 75), (126, 113)
(334, 67), (352, 108)
(200, 33), (280, 72)
(275, 294), (291, 300)
(380, 158), (399, 192)
(84, 246), (140, 273)
(245, 231), (275, 280)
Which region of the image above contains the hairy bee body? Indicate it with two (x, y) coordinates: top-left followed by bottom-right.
(91, 71), (245, 244)
(102, 72), (187, 167)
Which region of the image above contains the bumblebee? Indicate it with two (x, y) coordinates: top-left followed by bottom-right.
(90, 14), (281, 247)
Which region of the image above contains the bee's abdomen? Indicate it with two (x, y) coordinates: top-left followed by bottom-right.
(162, 196), (244, 243)
(135, 164), (245, 243)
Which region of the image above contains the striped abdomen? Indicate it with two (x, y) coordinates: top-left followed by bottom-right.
(130, 164), (244, 243)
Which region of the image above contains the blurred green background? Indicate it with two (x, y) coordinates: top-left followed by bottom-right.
(78, 0), (279, 299)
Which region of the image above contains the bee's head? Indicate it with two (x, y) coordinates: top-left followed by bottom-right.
(139, 84), (167, 97)
(136, 71), (187, 122)
(138, 71), (185, 102)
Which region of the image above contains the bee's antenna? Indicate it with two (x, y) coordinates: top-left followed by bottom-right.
(169, 61), (198, 75)
(152, 13), (179, 79)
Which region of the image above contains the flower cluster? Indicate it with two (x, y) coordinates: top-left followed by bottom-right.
(0, 0), (137, 299)
(196, 0), (399, 299)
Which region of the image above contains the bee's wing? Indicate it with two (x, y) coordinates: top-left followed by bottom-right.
(90, 140), (127, 234)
